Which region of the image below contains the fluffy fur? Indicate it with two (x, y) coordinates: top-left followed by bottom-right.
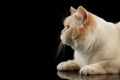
(57, 6), (120, 74)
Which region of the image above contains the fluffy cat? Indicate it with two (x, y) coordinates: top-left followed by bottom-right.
(57, 6), (120, 74)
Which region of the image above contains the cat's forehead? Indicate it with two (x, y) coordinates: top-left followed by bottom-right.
(63, 16), (72, 26)
(63, 15), (81, 27)
(63, 16), (77, 26)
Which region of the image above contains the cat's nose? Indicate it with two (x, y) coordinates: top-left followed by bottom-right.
(61, 29), (66, 34)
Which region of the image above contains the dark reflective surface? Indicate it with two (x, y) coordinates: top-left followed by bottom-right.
(57, 71), (120, 80)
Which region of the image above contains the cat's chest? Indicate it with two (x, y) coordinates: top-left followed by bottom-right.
(74, 51), (92, 68)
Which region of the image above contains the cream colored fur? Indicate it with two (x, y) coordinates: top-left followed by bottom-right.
(57, 6), (120, 74)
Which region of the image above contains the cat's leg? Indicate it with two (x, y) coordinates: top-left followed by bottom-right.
(80, 60), (120, 74)
(57, 60), (80, 71)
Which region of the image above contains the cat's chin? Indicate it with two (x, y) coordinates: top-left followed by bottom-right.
(62, 42), (71, 46)
(71, 46), (75, 49)
(61, 39), (71, 46)
(62, 41), (74, 48)
(62, 41), (76, 49)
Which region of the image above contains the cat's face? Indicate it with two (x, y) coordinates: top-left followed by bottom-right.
(60, 6), (96, 49)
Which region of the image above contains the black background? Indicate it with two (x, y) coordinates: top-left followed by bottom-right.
(3, 0), (120, 79)
(32, 0), (120, 79)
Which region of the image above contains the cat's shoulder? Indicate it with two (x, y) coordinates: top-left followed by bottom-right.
(115, 22), (120, 37)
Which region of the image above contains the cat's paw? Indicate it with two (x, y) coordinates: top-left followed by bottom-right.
(57, 60), (79, 71)
(80, 65), (97, 74)
(57, 62), (69, 71)
(79, 65), (105, 74)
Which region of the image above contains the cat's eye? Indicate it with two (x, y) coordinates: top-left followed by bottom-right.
(66, 25), (70, 29)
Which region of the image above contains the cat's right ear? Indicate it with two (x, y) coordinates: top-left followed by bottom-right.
(70, 6), (76, 14)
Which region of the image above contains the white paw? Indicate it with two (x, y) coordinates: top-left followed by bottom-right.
(57, 62), (68, 70)
(80, 65), (98, 74)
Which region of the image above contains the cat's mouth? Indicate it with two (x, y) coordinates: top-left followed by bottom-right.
(61, 36), (79, 47)
(61, 40), (71, 46)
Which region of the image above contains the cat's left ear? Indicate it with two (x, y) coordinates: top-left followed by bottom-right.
(75, 6), (88, 24)
(70, 6), (76, 14)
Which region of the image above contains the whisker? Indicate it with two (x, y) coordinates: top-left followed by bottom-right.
(56, 41), (63, 57)
(55, 41), (65, 59)
(62, 44), (66, 55)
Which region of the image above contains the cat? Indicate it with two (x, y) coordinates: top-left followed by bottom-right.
(57, 6), (120, 74)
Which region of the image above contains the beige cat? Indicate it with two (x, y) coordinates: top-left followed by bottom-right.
(57, 6), (120, 74)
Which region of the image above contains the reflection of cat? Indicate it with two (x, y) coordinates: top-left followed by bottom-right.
(57, 6), (120, 74)
(57, 71), (120, 80)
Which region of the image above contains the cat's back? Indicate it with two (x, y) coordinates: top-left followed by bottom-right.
(116, 22), (120, 26)
(115, 22), (120, 54)
(115, 22), (120, 37)
(116, 22), (120, 31)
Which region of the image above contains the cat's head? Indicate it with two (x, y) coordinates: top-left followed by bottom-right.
(60, 6), (96, 49)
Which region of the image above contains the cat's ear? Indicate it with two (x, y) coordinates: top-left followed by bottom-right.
(70, 6), (76, 14)
(74, 6), (88, 23)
